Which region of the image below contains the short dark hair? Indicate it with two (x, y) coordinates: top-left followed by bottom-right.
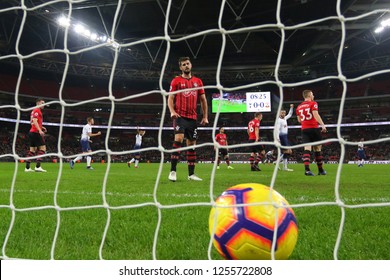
(178, 57), (190, 65)
(254, 112), (262, 118)
(35, 98), (44, 104)
(87, 117), (94, 123)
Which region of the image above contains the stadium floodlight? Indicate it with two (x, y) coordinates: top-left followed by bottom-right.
(381, 18), (390, 27)
(374, 18), (390, 34)
(375, 26), (385, 33)
(99, 35), (107, 42)
(57, 16), (121, 47)
(90, 33), (98, 41)
(74, 23), (85, 34)
(83, 29), (91, 37)
(57, 16), (70, 27)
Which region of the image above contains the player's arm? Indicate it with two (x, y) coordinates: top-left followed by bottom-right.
(168, 93), (179, 119)
(255, 127), (259, 142)
(199, 94), (208, 125)
(32, 118), (44, 136)
(88, 131), (102, 137)
(285, 104), (294, 120)
(313, 110), (327, 133)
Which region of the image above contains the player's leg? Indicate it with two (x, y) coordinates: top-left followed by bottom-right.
(134, 154), (140, 168)
(71, 140), (87, 169)
(186, 138), (199, 179)
(127, 148), (136, 167)
(278, 137), (284, 166)
(249, 152), (255, 170)
(82, 141), (93, 170)
(70, 154), (83, 169)
(303, 145), (314, 176)
(249, 150), (257, 171)
(216, 151), (221, 169)
(34, 144), (47, 172)
(33, 132), (47, 172)
(169, 119), (184, 181)
(301, 130), (314, 176)
(357, 151), (365, 167)
(361, 152), (366, 167)
(225, 152), (233, 169)
(282, 152), (288, 170)
(25, 132), (39, 172)
(311, 128), (326, 175)
(170, 134), (183, 174)
(248, 140), (256, 170)
(280, 135), (293, 171)
(255, 147), (264, 168)
(313, 145), (326, 175)
(283, 149), (293, 171)
(25, 146), (36, 172)
(185, 119), (202, 181)
(85, 150), (93, 169)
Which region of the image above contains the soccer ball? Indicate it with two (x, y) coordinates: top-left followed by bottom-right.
(209, 183), (298, 260)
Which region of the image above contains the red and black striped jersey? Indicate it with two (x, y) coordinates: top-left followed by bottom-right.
(169, 75), (205, 120)
(30, 108), (43, 133)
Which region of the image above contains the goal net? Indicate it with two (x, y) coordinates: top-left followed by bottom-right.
(1, 0), (390, 265)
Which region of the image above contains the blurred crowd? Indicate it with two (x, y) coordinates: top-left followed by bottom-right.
(0, 119), (388, 164)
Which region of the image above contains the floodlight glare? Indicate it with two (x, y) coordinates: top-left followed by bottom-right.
(375, 26), (385, 33)
(381, 18), (390, 27)
(83, 29), (91, 37)
(57, 16), (70, 27)
(74, 24), (85, 34)
(57, 17), (120, 47)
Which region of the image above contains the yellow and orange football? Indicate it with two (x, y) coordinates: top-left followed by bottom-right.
(209, 183), (298, 260)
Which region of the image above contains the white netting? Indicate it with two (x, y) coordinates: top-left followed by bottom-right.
(0, 0), (390, 261)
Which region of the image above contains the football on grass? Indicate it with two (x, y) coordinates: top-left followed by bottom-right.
(209, 183), (298, 259)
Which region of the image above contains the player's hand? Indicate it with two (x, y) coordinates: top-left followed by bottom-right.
(200, 117), (208, 125)
(42, 126), (47, 133)
(39, 130), (45, 136)
(290, 104), (294, 108)
(321, 126), (327, 133)
(97, 131), (102, 136)
(170, 111), (180, 119)
(89, 140), (93, 143)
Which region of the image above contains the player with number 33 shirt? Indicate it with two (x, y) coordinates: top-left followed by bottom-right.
(296, 90), (327, 176)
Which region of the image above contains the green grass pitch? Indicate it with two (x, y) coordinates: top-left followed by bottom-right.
(0, 161), (389, 260)
(212, 99), (247, 113)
